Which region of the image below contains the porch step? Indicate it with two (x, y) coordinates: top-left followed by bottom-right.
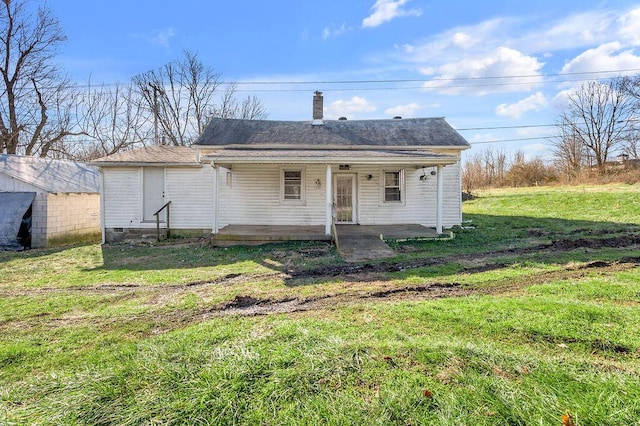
(337, 234), (396, 262)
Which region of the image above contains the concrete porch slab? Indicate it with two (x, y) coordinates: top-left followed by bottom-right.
(335, 224), (439, 240)
(211, 225), (330, 246)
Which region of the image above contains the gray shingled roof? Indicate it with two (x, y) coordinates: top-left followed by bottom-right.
(91, 146), (199, 166)
(195, 117), (470, 148)
(0, 155), (99, 193)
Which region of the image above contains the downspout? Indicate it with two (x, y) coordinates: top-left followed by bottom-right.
(436, 165), (443, 234)
(325, 164), (332, 236)
(211, 163), (219, 234)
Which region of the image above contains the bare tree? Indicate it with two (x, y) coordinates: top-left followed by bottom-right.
(461, 147), (508, 192)
(506, 150), (555, 187)
(558, 79), (635, 174)
(0, 0), (82, 156)
(551, 124), (588, 180)
(213, 83), (267, 120)
(133, 51), (267, 146)
(621, 127), (640, 159)
(63, 81), (153, 160)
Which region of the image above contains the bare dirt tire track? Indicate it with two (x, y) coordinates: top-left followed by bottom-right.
(206, 259), (640, 317)
(288, 233), (640, 281)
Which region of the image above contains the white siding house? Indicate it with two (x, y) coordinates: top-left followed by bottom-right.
(0, 155), (100, 249)
(93, 92), (470, 245)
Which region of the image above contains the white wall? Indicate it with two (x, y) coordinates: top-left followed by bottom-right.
(217, 164), (326, 227)
(101, 162), (463, 233)
(103, 166), (214, 230)
(102, 167), (142, 228)
(165, 167), (214, 228)
(216, 163), (463, 228)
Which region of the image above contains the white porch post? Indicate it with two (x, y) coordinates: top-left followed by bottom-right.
(436, 164), (443, 234)
(99, 169), (106, 244)
(212, 163), (219, 234)
(325, 164), (332, 236)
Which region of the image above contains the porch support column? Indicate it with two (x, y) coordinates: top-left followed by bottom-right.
(99, 169), (106, 244)
(212, 163), (219, 234)
(325, 164), (332, 236)
(436, 164), (443, 234)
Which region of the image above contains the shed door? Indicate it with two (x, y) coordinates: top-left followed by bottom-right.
(143, 168), (165, 222)
(334, 174), (356, 223)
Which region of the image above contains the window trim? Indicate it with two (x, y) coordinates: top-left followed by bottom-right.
(381, 168), (405, 205)
(280, 167), (306, 205)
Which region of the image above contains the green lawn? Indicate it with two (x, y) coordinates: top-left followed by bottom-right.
(1, 184), (639, 425)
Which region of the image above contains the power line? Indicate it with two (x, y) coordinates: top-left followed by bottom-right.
(458, 123), (556, 131)
(469, 136), (553, 145)
(227, 68), (640, 85)
(66, 67), (640, 91)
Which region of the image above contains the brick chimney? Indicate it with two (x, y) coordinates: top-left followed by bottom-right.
(312, 91), (323, 125)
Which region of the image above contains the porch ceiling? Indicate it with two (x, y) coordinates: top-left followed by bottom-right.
(201, 149), (458, 166)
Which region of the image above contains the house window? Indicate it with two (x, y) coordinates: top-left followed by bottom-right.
(281, 168), (305, 203)
(384, 170), (403, 202)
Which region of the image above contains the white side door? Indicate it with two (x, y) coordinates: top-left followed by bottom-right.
(143, 167), (165, 222)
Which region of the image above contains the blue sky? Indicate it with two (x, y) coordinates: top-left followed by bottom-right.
(49, 0), (640, 158)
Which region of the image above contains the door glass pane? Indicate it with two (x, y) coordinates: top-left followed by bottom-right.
(336, 176), (353, 222)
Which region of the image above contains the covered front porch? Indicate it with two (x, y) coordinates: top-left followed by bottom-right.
(202, 149), (460, 240)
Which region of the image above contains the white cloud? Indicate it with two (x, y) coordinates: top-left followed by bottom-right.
(527, 10), (616, 53)
(384, 102), (422, 117)
(496, 92), (547, 119)
(325, 96), (376, 119)
(451, 32), (478, 49)
(422, 47), (544, 95)
(396, 18), (507, 64)
(362, 0), (422, 28)
(148, 27), (175, 49)
(391, 6), (640, 98)
(322, 23), (352, 39)
(618, 7), (640, 45)
(561, 42), (640, 75)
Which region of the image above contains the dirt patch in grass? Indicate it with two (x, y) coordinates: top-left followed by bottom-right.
(3, 232), (639, 335)
(287, 233), (640, 282)
(204, 258), (639, 317)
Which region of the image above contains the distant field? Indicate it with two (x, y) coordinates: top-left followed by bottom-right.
(1, 184), (639, 425)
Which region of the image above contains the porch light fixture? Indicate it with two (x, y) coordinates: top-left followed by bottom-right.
(366, 174), (373, 180)
(315, 178), (322, 188)
(419, 168), (437, 181)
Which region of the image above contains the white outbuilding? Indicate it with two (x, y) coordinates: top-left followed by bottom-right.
(0, 155), (100, 249)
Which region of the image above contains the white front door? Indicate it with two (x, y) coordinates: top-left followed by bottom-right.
(334, 174), (356, 223)
(143, 167), (165, 222)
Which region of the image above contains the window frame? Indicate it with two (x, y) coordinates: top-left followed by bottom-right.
(280, 167), (306, 205)
(381, 168), (405, 204)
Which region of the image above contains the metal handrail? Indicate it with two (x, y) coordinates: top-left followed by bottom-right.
(154, 201), (171, 241)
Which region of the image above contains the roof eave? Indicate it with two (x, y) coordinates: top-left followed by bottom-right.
(194, 144), (470, 150)
(92, 162), (203, 168)
(202, 156), (458, 166)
